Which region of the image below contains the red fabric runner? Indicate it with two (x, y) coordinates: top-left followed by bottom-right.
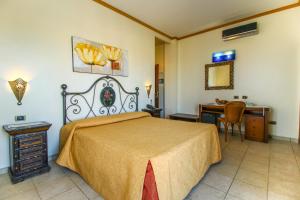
(142, 161), (159, 200)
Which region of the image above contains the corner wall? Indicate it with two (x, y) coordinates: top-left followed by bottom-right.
(177, 7), (300, 139)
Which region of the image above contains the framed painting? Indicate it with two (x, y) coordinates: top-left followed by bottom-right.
(72, 36), (129, 76)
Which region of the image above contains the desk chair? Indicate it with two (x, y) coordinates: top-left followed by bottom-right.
(218, 101), (246, 142)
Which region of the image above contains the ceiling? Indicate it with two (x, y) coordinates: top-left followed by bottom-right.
(101, 0), (298, 38)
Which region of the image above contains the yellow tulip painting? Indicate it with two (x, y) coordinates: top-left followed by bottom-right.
(101, 45), (123, 70)
(72, 36), (128, 76)
(74, 43), (107, 67)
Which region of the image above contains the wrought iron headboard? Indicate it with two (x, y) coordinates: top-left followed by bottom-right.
(61, 76), (139, 125)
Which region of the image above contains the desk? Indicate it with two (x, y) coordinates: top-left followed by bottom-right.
(199, 104), (270, 143)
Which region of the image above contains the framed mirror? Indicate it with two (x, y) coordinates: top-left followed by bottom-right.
(205, 61), (234, 90)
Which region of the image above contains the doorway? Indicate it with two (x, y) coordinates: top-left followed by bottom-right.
(155, 38), (165, 117)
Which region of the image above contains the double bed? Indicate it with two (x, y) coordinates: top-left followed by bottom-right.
(56, 76), (221, 200)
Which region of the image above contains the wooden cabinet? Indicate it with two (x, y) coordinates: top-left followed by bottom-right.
(3, 122), (51, 183)
(245, 115), (264, 142)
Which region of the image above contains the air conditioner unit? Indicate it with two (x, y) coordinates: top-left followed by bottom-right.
(222, 22), (258, 41)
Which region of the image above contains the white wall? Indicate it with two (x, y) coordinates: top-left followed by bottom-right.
(177, 7), (300, 139)
(0, 0), (173, 169)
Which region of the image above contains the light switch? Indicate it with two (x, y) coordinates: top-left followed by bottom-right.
(15, 115), (26, 121)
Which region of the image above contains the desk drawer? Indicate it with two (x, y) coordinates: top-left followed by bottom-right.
(245, 115), (264, 142)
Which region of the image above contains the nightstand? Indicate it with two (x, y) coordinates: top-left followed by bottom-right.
(3, 121), (52, 183)
(142, 108), (162, 118)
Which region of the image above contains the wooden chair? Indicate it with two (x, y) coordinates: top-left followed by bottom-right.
(218, 101), (246, 142)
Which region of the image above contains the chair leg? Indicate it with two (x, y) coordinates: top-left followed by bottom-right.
(231, 123), (234, 136)
(217, 120), (221, 133)
(224, 123), (228, 142)
(238, 123), (243, 142)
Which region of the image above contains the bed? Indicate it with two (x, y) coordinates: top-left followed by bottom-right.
(56, 76), (221, 200)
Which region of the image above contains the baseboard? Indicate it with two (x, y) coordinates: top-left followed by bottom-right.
(0, 154), (58, 175)
(271, 135), (298, 143)
(219, 129), (298, 144)
(0, 167), (8, 175)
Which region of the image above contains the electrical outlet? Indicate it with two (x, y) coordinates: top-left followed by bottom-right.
(234, 96), (239, 99)
(15, 115), (26, 121)
(269, 121), (277, 125)
(242, 96), (248, 99)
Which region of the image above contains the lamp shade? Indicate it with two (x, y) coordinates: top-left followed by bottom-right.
(145, 84), (152, 98)
(9, 78), (27, 105)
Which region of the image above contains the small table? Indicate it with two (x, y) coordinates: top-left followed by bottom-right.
(142, 108), (162, 118)
(3, 121), (52, 183)
(169, 113), (200, 122)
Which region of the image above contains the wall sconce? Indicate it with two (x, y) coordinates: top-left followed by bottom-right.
(145, 84), (152, 98)
(8, 78), (27, 105)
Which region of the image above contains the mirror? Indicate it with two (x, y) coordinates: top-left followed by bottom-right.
(205, 61), (234, 90)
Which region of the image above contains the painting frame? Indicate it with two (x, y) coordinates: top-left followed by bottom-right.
(71, 36), (129, 77)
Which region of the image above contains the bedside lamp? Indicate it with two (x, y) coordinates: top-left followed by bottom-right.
(145, 83), (152, 98)
(9, 78), (27, 105)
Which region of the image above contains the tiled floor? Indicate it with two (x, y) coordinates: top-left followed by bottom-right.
(1, 134), (300, 200)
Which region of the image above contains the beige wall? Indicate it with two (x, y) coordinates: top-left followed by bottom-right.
(177, 7), (300, 139)
(165, 40), (178, 116)
(0, 0), (173, 169)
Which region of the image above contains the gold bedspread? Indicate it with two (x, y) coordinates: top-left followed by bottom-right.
(56, 112), (221, 200)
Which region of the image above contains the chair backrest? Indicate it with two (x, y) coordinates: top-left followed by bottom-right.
(224, 101), (246, 123)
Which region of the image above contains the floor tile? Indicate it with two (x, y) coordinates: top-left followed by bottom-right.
(209, 162), (239, 178)
(202, 170), (233, 192)
(235, 168), (267, 189)
(228, 180), (267, 200)
(240, 159), (268, 175)
(0, 174), (35, 200)
(268, 176), (300, 199)
(269, 159), (299, 175)
(243, 151), (269, 165)
(268, 191), (299, 200)
(49, 187), (87, 200)
(188, 183), (226, 200)
(225, 194), (242, 200)
(3, 189), (40, 200)
(69, 172), (101, 199)
(35, 176), (76, 200)
(33, 162), (67, 186)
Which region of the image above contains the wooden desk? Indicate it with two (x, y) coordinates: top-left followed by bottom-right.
(199, 104), (270, 143)
(169, 113), (200, 122)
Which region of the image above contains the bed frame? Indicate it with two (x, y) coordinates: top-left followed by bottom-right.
(61, 76), (139, 125)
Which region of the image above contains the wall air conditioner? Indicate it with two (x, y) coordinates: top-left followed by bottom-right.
(222, 22), (258, 41)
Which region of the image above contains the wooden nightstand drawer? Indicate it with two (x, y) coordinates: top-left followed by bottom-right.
(14, 155), (46, 173)
(14, 145), (46, 160)
(14, 132), (45, 149)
